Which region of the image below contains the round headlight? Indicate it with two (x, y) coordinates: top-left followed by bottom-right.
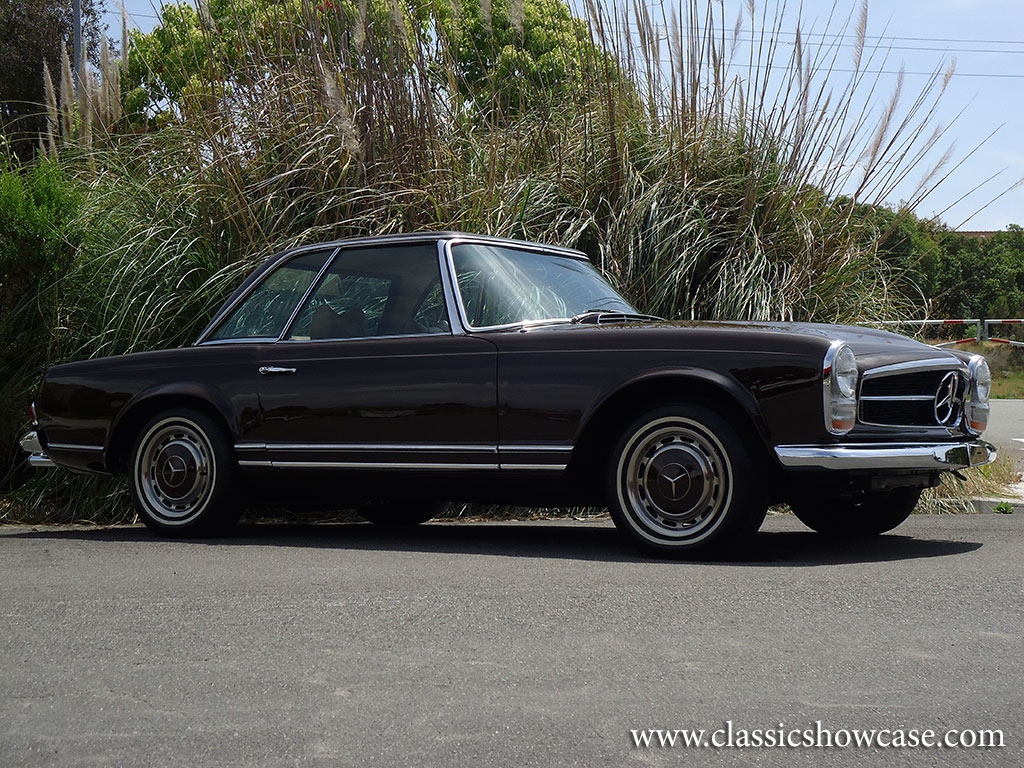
(973, 357), (992, 402)
(834, 345), (858, 398)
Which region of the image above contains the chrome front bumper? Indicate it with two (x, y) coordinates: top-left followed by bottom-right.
(19, 431), (56, 468)
(774, 440), (997, 471)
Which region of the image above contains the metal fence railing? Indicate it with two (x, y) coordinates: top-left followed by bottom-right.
(860, 319), (1024, 347)
(866, 319), (981, 347)
(984, 319), (1024, 347)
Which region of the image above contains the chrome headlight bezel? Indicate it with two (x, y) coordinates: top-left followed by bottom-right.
(823, 341), (858, 435)
(965, 355), (991, 435)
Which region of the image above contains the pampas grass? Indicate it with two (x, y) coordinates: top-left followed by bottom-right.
(2, 0), (977, 520)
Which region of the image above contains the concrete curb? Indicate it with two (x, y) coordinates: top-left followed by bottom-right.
(970, 497), (1024, 514)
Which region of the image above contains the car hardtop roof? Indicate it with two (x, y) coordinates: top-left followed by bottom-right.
(290, 230), (585, 260)
(198, 232), (592, 343)
(276, 231), (589, 261)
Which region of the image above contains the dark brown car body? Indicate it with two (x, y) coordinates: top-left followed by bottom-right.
(25, 233), (994, 519)
(24, 231), (995, 557)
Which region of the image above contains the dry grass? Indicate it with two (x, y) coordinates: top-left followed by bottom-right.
(918, 453), (1021, 514)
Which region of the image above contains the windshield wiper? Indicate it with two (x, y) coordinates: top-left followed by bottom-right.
(516, 309), (664, 331)
(569, 309), (664, 325)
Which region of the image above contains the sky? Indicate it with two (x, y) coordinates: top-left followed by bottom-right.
(705, 0), (1024, 231)
(107, 0), (1024, 231)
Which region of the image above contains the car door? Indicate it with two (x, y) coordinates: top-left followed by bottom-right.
(236, 241), (499, 469)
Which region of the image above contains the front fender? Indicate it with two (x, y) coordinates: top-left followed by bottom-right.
(575, 366), (773, 445)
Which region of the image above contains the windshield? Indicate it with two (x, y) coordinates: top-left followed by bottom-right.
(450, 243), (635, 328)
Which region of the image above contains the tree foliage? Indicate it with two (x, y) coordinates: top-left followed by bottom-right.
(864, 202), (1024, 323)
(933, 228), (1024, 321)
(0, 159), (80, 490)
(121, 0), (608, 124)
(436, 0), (606, 116)
(0, 0), (109, 158)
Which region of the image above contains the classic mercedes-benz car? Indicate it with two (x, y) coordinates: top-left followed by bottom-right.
(21, 232), (995, 554)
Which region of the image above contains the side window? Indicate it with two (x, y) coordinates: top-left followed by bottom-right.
(289, 243), (451, 340)
(409, 279), (451, 334)
(290, 272), (391, 340)
(209, 250), (331, 340)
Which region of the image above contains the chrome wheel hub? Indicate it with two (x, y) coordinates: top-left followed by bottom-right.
(644, 445), (714, 520)
(136, 419), (214, 523)
(618, 418), (732, 542)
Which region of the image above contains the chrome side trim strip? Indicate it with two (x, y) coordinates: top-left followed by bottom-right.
(257, 443), (499, 453)
(774, 441), (996, 471)
(501, 445), (573, 453)
(266, 461), (500, 470)
(47, 442), (104, 452)
(234, 442), (574, 453)
(238, 459), (567, 471)
(28, 454), (57, 468)
(500, 463), (568, 471)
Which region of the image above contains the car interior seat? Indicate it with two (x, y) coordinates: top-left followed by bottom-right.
(310, 305), (368, 339)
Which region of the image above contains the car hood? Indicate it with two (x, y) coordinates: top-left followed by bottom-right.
(514, 319), (970, 371)
(709, 320), (970, 368)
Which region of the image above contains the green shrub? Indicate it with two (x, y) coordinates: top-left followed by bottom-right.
(0, 159), (80, 491)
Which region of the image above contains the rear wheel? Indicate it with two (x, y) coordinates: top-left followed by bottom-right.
(357, 501), (442, 527)
(128, 409), (241, 537)
(607, 404), (767, 556)
(790, 488), (921, 536)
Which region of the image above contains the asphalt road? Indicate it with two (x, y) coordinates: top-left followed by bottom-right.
(1, 514), (1022, 767)
(986, 399), (1024, 467)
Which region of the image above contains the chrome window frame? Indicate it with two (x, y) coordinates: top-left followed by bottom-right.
(194, 232), (594, 344)
(277, 247), (343, 341)
(281, 241), (458, 343)
(197, 234), (474, 346)
(196, 245), (339, 345)
(442, 237), (616, 333)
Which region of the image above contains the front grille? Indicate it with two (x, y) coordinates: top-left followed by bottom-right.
(859, 367), (965, 428)
(861, 370), (949, 398)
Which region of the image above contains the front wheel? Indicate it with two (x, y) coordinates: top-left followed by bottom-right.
(607, 405), (767, 556)
(128, 409), (241, 537)
(790, 488), (921, 536)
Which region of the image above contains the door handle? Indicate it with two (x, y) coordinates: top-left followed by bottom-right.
(259, 366), (297, 376)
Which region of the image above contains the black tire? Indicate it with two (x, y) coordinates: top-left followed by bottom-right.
(128, 408), (241, 537)
(606, 404), (767, 556)
(790, 487), (921, 536)
(356, 501), (442, 527)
